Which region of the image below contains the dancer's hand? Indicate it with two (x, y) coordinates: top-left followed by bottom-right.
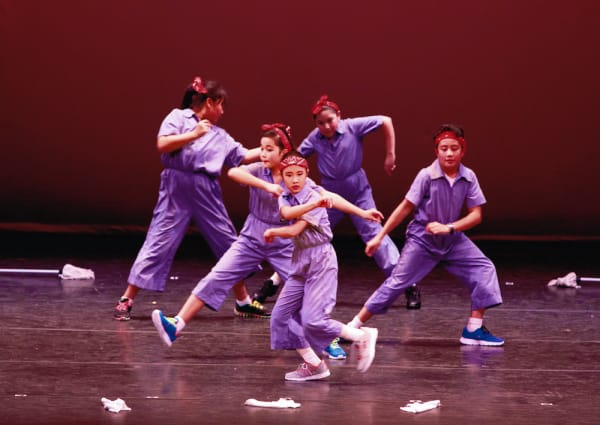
(265, 183), (284, 198)
(384, 154), (396, 176)
(365, 235), (383, 257)
(264, 229), (276, 243)
(192, 119), (212, 138)
(316, 195), (334, 209)
(426, 221), (451, 235)
(363, 208), (383, 223)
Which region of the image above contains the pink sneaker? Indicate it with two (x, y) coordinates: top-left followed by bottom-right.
(284, 361), (330, 381)
(354, 327), (378, 372)
(114, 297), (133, 321)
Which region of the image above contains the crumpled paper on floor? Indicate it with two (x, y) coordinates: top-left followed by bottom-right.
(244, 397), (301, 408)
(101, 397), (131, 413)
(60, 263), (95, 280)
(400, 399), (440, 413)
(547, 272), (580, 288)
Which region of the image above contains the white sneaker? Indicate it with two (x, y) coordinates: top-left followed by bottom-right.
(354, 327), (378, 373)
(285, 361), (330, 381)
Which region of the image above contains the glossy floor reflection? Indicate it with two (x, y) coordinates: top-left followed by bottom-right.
(1, 233), (599, 425)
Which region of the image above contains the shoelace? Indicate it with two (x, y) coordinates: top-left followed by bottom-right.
(299, 362), (321, 373)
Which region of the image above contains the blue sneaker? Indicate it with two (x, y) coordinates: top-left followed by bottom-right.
(324, 338), (347, 359)
(460, 326), (504, 346)
(152, 309), (178, 347)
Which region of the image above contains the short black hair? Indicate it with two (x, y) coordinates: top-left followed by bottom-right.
(433, 124), (464, 141)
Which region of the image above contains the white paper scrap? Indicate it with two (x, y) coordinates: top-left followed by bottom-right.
(547, 272), (579, 288)
(400, 399), (441, 413)
(101, 397), (132, 413)
(244, 397), (301, 408)
(60, 264), (95, 280)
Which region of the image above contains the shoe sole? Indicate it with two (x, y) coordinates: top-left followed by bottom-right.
(355, 327), (378, 373)
(113, 315), (131, 321)
(285, 369), (331, 381)
(325, 354), (347, 360)
(459, 337), (504, 347)
(233, 307), (271, 319)
(152, 310), (174, 348)
(324, 351), (347, 360)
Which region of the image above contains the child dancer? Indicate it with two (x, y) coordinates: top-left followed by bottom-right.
(152, 125), (382, 349)
(347, 124), (504, 346)
(281, 94), (421, 360)
(266, 151), (379, 381)
(114, 76), (268, 320)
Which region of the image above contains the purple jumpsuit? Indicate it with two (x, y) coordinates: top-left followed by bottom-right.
(298, 116), (399, 276)
(191, 163), (297, 310)
(365, 160), (503, 314)
(270, 184), (345, 354)
(128, 108), (248, 291)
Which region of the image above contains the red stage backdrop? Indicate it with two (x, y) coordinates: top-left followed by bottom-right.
(1, 0), (599, 238)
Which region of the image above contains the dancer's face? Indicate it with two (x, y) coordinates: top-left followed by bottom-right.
(204, 98), (225, 123)
(315, 108), (340, 139)
(436, 138), (464, 174)
(282, 165), (308, 194)
(260, 137), (286, 170)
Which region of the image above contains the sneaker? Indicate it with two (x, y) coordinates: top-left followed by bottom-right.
(460, 326), (504, 346)
(354, 327), (378, 373)
(114, 297), (133, 321)
(285, 361), (330, 381)
(152, 309), (178, 347)
(323, 338), (347, 359)
(234, 300), (271, 318)
(252, 279), (279, 304)
(405, 284), (421, 309)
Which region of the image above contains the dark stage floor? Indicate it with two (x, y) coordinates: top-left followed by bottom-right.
(2, 232), (600, 425)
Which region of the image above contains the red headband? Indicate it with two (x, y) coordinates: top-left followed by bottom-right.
(279, 154), (309, 171)
(434, 131), (467, 150)
(311, 94), (340, 116)
(191, 76), (208, 94)
(260, 123), (292, 152)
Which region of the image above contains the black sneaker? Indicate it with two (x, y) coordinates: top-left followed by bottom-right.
(234, 300), (271, 318)
(405, 285), (421, 309)
(252, 279), (279, 304)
